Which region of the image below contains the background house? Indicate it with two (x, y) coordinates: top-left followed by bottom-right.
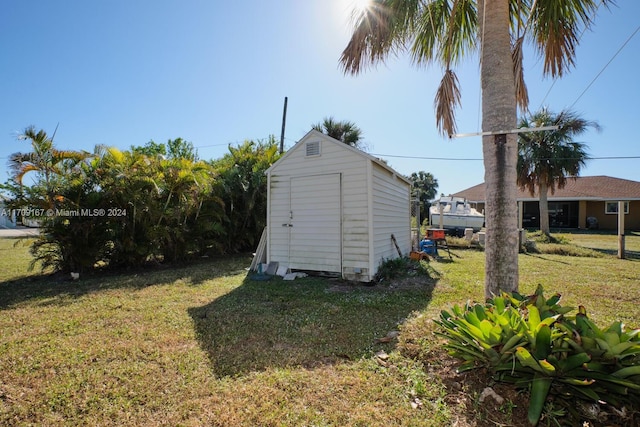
(454, 176), (640, 231)
(265, 130), (411, 282)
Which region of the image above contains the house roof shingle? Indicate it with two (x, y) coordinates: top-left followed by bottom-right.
(453, 176), (640, 202)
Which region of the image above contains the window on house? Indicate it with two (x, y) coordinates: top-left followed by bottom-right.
(305, 141), (321, 157)
(605, 201), (629, 214)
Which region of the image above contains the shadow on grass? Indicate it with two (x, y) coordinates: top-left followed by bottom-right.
(521, 253), (572, 264)
(0, 254), (251, 310)
(189, 274), (435, 378)
(580, 247), (640, 260)
(550, 230), (640, 260)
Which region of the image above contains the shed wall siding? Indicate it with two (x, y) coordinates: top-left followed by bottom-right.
(371, 164), (411, 272)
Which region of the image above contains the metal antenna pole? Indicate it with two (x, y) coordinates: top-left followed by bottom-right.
(280, 97), (288, 153)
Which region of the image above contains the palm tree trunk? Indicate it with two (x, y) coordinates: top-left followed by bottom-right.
(480, 0), (519, 298)
(538, 180), (550, 236)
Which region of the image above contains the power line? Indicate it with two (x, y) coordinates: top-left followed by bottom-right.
(193, 143), (232, 149)
(569, 23), (640, 110)
(538, 0), (606, 108)
(540, 19), (640, 110)
(373, 153), (482, 161)
(372, 153), (640, 162)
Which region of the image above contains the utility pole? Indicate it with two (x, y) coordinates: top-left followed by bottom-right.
(618, 200), (626, 259)
(279, 96), (288, 154)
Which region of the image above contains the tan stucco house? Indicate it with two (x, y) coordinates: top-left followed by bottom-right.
(453, 176), (640, 231)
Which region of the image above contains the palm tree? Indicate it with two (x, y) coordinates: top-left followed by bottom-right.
(9, 125), (89, 208)
(212, 139), (281, 252)
(312, 117), (365, 149)
(339, 0), (608, 297)
(517, 108), (597, 237)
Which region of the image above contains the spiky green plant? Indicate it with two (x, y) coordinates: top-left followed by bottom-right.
(434, 285), (640, 425)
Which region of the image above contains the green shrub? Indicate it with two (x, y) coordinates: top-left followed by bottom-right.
(374, 257), (433, 282)
(434, 285), (640, 425)
(527, 231), (570, 244)
(445, 236), (471, 248)
(535, 243), (604, 258)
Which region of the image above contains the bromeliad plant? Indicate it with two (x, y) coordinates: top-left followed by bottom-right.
(434, 285), (640, 426)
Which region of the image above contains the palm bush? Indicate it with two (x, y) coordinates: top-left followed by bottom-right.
(211, 138), (281, 253)
(435, 285), (640, 425)
(16, 138), (280, 273)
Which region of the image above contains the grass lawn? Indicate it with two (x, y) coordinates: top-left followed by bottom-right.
(1, 232), (639, 426)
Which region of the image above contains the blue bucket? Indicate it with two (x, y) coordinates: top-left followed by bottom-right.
(419, 239), (437, 255)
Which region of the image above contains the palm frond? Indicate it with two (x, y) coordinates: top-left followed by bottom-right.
(441, 0), (478, 65)
(509, 0), (529, 35)
(340, 0), (420, 74)
(51, 149), (91, 165)
(512, 36), (529, 113)
(20, 126), (53, 154)
(434, 69), (462, 137)
(411, 0), (478, 66)
(529, 0), (601, 77)
(411, 0), (447, 65)
(11, 163), (41, 185)
(555, 110), (602, 136)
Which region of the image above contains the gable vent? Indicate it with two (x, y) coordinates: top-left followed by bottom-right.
(306, 141), (321, 157)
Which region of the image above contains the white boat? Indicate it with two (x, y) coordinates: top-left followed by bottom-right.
(429, 197), (484, 233)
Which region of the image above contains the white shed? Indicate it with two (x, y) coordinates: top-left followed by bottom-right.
(265, 130), (412, 282)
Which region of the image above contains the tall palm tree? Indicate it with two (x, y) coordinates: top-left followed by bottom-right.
(517, 108), (597, 236)
(312, 117), (365, 149)
(9, 125), (89, 208)
(339, 0), (609, 297)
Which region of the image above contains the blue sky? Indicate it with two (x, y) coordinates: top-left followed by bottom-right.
(2, 0), (639, 196)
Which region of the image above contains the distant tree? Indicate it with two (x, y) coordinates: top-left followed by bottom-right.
(167, 138), (198, 161)
(517, 108), (598, 236)
(132, 138), (198, 161)
(312, 117), (365, 150)
(0, 177), (42, 219)
(409, 171), (438, 222)
(131, 140), (167, 158)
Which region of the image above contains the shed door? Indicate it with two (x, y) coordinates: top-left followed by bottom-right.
(288, 173), (341, 272)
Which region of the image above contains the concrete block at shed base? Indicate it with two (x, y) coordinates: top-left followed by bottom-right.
(283, 272), (308, 281)
(265, 262), (279, 275)
(478, 232), (486, 246)
(276, 265), (289, 277)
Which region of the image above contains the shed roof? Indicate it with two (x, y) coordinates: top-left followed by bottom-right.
(266, 130), (412, 186)
(453, 176), (640, 202)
